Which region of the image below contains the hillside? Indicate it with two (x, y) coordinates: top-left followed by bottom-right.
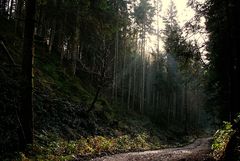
(0, 16), (200, 161)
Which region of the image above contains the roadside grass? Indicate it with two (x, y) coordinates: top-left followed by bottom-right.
(18, 132), (161, 161)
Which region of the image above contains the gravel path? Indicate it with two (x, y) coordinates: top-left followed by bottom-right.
(90, 138), (213, 161)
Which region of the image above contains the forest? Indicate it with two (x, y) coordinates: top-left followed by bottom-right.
(0, 0), (239, 160)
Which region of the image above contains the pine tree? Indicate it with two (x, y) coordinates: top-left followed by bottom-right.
(205, 0), (240, 121)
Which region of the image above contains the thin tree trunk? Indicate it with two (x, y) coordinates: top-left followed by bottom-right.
(115, 30), (119, 102)
(36, 3), (43, 36)
(121, 52), (126, 107)
(72, 10), (80, 76)
(152, 91), (155, 114)
(140, 26), (146, 113)
(167, 93), (170, 126)
(156, 91), (159, 119)
(15, 0), (23, 35)
(9, 0), (13, 18)
(0, 40), (16, 65)
(184, 83), (188, 133)
(132, 33), (138, 110)
(112, 31), (119, 103)
(87, 87), (101, 113)
(48, 19), (56, 53)
(132, 57), (136, 109)
(127, 71), (132, 110)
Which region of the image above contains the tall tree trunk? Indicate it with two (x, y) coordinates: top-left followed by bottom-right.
(184, 83), (188, 134)
(140, 26), (146, 113)
(60, 12), (67, 63)
(20, 0), (36, 150)
(115, 30), (119, 102)
(112, 30), (119, 103)
(132, 56), (136, 109)
(152, 91), (155, 114)
(72, 10), (80, 76)
(121, 52), (126, 107)
(48, 19), (56, 53)
(9, 0), (13, 18)
(36, 3), (43, 36)
(156, 91), (159, 118)
(127, 66), (132, 110)
(173, 91), (177, 121)
(52, 0), (63, 55)
(15, 0), (23, 35)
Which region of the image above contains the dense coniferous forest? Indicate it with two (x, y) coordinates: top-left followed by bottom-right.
(0, 0), (239, 160)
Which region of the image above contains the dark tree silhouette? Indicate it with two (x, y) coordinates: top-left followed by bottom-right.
(205, 0), (240, 121)
(19, 0), (36, 150)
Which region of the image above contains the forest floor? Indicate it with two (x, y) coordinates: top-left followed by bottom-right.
(89, 137), (214, 161)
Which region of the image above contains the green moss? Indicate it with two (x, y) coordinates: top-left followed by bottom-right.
(212, 121), (235, 160)
(34, 51), (92, 104)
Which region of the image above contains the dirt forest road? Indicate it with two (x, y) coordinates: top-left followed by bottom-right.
(91, 137), (214, 161)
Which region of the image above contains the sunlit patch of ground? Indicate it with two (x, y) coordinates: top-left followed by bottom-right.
(90, 138), (214, 161)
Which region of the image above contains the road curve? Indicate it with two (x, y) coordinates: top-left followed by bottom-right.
(91, 137), (213, 161)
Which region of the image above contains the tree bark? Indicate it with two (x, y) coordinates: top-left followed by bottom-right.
(20, 0), (36, 150)
(72, 10), (80, 76)
(15, 0), (23, 35)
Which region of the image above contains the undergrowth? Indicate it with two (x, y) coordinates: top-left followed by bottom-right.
(211, 121), (235, 160)
(18, 131), (162, 161)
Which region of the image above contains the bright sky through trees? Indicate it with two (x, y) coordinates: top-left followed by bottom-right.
(147, 0), (207, 54)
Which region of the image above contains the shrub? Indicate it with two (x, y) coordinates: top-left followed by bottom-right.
(212, 121), (235, 160)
